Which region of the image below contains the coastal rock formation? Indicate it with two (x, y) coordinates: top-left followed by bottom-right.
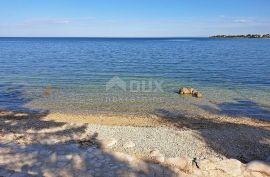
(246, 161), (270, 176)
(111, 151), (135, 162)
(164, 156), (270, 177)
(197, 158), (243, 177)
(165, 156), (193, 173)
(1, 139), (270, 176)
(179, 87), (203, 98)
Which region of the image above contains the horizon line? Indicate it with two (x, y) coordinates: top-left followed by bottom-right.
(0, 36), (209, 38)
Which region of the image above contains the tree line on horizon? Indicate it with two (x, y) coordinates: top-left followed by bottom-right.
(210, 34), (270, 38)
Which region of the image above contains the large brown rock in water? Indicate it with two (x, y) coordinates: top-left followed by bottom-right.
(192, 91), (203, 98)
(179, 87), (193, 95)
(179, 87), (202, 98)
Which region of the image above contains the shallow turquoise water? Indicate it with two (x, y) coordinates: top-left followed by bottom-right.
(0, 38), (270, 120)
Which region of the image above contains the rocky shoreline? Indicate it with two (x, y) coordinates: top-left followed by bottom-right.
(0, 110), (270, 176)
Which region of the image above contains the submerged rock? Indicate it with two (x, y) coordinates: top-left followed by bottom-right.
(43, 86), (52, 97)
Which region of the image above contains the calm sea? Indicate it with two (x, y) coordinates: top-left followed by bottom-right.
(0, 38), (270, 120)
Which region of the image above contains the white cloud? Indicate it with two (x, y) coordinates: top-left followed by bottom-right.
(22, 19), (72, 25)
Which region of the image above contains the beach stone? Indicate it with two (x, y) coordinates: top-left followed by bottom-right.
(250, 171), (266, 177)
(65, 154), (73, 160)
(188, 88), (195, 94)
(149, 149), (161, 157)
(198, 158), (243, 176)
(123, 141), (135, 149)
(191, 89), (197, 94)
(197, 158), (220, 169)
(193, 91), (203, 98)
(179, 87), (202, 98)
(112, 152), (134, 163)
(14, 113), (28, 117)
(149, 149), (165, 163)
(128, 158), (148, 174)
(246, 161), (270, 176)
(175, 170), (190, 177)
(215, 159), (243, 176)
(179, 87), (192, 95)
(165, 156), (193, 173)
(101, 138), (117, 148)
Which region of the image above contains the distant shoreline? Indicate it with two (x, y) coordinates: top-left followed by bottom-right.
(210, 34), (270, 39)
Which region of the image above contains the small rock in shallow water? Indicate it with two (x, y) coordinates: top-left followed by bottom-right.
(179, 87), (202, 98)
(179, 87), (192, 95)
(188, 88), (195, 93)
(193, 91), (203, 98)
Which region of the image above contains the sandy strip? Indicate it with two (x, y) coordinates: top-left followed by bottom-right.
(43, 112), (270, 130)
(43, 113), (166, 127)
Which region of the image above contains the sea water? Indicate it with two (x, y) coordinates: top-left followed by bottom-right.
(0, 38), (269, 120)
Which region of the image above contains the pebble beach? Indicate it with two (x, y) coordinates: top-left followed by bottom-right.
(1, 110), (270, 177)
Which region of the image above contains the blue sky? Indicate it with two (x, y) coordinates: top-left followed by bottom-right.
(0, 0), (270, 37)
